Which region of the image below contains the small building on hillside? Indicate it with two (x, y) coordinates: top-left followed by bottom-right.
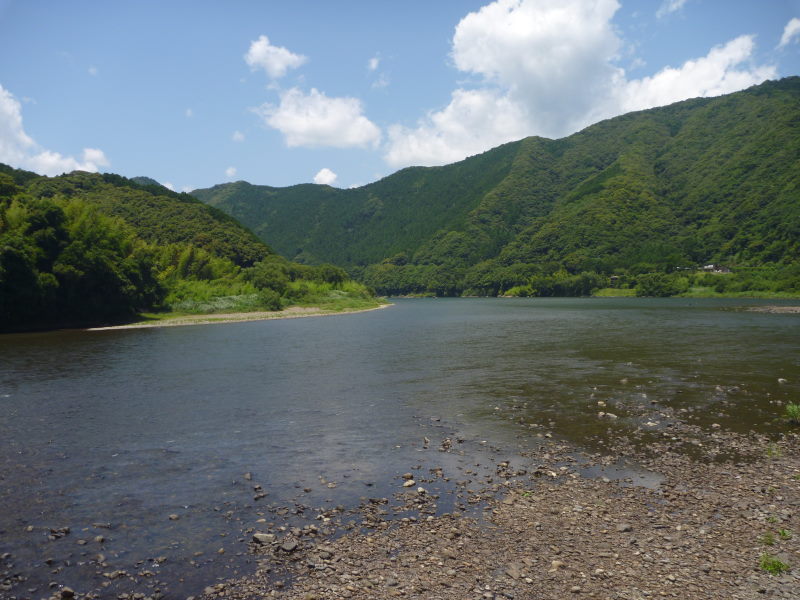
(702, 264), (731, 273)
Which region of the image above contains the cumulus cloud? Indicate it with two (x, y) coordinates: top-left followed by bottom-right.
(313, 167), (338, 185)
(255, 87), (381, 148)
(386, 88), (528, 166)
(616, 35), (775, 113)
(232, 130), (245, 142)
(779, 17), (800, 48)
(245, 34), (308, 79)
(384, 0), (776, 168)
(0, 84), (110, 176)
(163, 181), (175, 190)
(225, 166), (237, 178)
(368, 55), (380, 71)
(656, 0), (688, 18)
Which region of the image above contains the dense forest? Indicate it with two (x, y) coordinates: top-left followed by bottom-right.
(0, 166), (375, 333)
(194, 77), (800, 297)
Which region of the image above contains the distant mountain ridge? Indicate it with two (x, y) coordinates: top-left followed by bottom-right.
(188, 77), (795, 294)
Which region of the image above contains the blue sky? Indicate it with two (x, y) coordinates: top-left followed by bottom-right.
(1, 0), (799, 191)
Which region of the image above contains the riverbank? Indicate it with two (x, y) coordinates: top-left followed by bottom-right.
(88, 302), (391, 330)
(745, 305), (800, 314)
(197, 406), (799, 600)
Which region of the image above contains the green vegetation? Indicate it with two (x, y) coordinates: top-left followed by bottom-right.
(759, 553), (790, 575)
(0, 167), (378, 333)
(194, 78), (800, 297)
(760, 532), (776, 546)
(778, 529), (792, 540)
(785, 403), (800, 425)
(593, 287), (636, 297)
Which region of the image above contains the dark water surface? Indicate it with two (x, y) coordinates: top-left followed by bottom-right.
(1, 298), (798, 597)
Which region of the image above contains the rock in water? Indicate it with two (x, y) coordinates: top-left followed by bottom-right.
(252, 533), (275, 545)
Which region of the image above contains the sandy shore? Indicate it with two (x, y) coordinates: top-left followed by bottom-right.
(87, 303), (391, 331)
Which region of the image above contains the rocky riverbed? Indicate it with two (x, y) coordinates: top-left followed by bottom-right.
(190, 409), (799, 600)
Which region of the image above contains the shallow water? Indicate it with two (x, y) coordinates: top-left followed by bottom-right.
(1, 298), (798, 597)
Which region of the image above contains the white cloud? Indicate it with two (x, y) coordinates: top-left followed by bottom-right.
(185, 107), (193, 118)
(368, 55), (380, 71)
(245, 34), (307, 79)
(384, 0), (776, 168)
(313, 167), (338, 185)
(656, 0), (688, 19)
(225, 166), (237, 178)
(232, 130), (245, 142)
(181, 185), (193, 193)
(255, 87), (381, 149)
(163, 181), (175, 190)
(371, 73), (390, 89)
(779, 17), (800, 48)
(88, 66), (98, 76)
(616, 35), (775, 113)
(0, 84), (110, 176)
(386, 88), (528, 167)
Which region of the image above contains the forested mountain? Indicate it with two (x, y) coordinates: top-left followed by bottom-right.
(22, 170), (273, 266)
(0, 166), (373, 332)
(193, 77), (800, 296)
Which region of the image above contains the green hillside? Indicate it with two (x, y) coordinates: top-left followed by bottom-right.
(192, 140), (519, 266)
(0, 167), (377, 332)
(193, 77), (800, 297)
(23, 170), (272, 267)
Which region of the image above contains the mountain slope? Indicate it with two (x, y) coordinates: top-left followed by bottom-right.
(26, 170), (273, 266)
(193, 140), (520, 266)
(0, 166), (376, 332)
(195, 77), (800, 295)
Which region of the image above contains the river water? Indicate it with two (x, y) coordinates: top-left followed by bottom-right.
(1, 298), (798, 598)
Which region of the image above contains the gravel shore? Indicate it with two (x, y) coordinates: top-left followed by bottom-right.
(197, 420), (799, 600)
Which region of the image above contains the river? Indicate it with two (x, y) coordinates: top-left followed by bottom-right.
(1, 298), (798, 597)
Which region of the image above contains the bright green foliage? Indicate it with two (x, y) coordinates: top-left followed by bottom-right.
(0, 166), (376, 331)
(1, 196), (163, 330)
(194, 78), (800, 297)
(786, 403), (800, 425)
(759, 553), (790, 575)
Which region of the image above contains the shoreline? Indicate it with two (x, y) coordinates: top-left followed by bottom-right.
(196, 400), (800, 600)
(87, 302), (392, 331)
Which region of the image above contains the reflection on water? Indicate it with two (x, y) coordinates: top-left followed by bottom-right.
(0, 298), (798, 596)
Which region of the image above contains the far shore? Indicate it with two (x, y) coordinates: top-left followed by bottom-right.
(87, 303), (391, 331)
(745, 305), (800, 314)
